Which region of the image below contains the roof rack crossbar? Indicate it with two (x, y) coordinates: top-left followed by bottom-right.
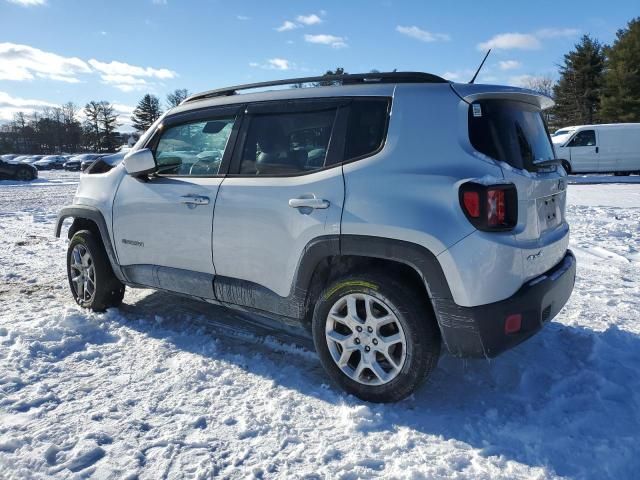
(181, 71), (448, 104)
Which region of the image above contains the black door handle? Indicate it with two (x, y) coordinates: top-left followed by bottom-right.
(595, 146), (599, 153)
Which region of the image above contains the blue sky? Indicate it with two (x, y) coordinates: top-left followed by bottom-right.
(0, 0), (637, 129)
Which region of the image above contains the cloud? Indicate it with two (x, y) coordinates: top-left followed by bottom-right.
(5, 0), (46, 6)
(276, 20), (298, 32)
(396, 25), (450, 42)
(249, 58), (292, 70)
(499, 60), (521, 70)
(536, 28), (580, 38)
(478, 33), (541, 51)
(304, 34), (347, 48)
(0, 42), (91, 82)
(442, 71), (461, 81)
(296, 14), (322, 25)
(0, 43), (177, 92)
(0, 91), (57, 120)
(508, 74), (536, 87)
(478, 27), (579, 51)
(151, 0), (167, 4)
(236, 15), (250, 21)
(88, 59), (177, 91)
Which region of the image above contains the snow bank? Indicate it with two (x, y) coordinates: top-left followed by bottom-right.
(0, 171), (639, 478)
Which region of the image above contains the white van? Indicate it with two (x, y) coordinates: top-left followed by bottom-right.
(553, 123), (640, 174)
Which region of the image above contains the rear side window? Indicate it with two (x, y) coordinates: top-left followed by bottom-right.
(239, 108), (337, 175)
(343, 99), (390, 161)
(567, 130), (596, 147)
(469, 100), (555, 172)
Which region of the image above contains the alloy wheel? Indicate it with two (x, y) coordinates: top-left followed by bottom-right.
(325, 293), (407, 386)
(69, 244), (96, 303)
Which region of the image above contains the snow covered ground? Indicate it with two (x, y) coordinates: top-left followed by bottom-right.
(0, 171), (639, 479)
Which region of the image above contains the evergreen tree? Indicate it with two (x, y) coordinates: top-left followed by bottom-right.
(131, 94), (163, 132)
(552, 35), (605, 126)
(98, 101), (119, 151)
(166, 88), (190, 108)
(84, 101), (102, 151)
(601, 18), (640, 122)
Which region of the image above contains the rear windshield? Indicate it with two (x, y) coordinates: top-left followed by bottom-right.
(468, 100), (555, 171)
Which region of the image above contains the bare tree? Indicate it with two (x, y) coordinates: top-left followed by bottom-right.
(166, 88), (190, 109)
(522, 76), (556, 125)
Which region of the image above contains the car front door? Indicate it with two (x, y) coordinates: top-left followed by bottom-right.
(567, 129), (598, 172)
(112, 106), (240, 298)
(211, 100), (347, 306)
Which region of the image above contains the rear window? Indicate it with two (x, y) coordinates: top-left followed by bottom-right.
(468, 100), (554, 171)
(343, 98), (390, 161)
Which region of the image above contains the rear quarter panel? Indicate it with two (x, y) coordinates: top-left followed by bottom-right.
(341, 83), (502, 257)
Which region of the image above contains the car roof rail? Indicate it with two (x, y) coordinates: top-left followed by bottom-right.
(181, 71), (449, 105)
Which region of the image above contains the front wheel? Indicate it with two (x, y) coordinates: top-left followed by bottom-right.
(312, 272), (441, 403)
(67, 230), (125, 311)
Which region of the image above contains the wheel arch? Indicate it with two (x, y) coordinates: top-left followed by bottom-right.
(55, 206), (127, 283)
(298, 235), (454, 334)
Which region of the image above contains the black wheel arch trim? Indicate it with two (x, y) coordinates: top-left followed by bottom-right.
(55, 205), (127, 283)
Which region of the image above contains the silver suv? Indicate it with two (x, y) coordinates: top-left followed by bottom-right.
(56, 72), (576, 402)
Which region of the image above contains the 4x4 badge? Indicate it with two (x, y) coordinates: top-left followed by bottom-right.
(527, 250), (542, 261)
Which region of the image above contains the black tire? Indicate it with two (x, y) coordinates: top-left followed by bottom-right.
(312, 272), (441, 403)
(66, 230), (125, 311)
(561, 160), (571, 175)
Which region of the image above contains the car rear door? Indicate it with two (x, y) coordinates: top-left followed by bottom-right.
(112, 105), (240, 297)
(211, 99), (346, 302)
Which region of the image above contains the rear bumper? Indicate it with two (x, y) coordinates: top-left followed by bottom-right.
(434, 250), (576, 358)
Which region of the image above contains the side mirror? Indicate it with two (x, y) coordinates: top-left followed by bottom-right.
(123, 148), (156, 176)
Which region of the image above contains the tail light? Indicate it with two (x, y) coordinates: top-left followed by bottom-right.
(459, 182), (517, 231)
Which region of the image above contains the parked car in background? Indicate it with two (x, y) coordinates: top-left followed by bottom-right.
(553, 123), (640, 174)
(34, 155), (67, 170)
(1, 154), (19, 161)
(12, 155), (31, 163)
(83, 152), (125, 173)
(0, 157), (38, 181)
(550, 127), (577, 147)
(21, 155), (44, 164)
(63, 154), (100, 171)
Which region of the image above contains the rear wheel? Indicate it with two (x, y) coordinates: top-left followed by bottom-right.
(67, 230), (125, 311)
(312, 272), (441, 403)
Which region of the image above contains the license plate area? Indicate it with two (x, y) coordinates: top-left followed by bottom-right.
(537, 194), (562, 232)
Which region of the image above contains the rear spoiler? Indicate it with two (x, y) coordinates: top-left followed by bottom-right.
(450, 83), (554, 110)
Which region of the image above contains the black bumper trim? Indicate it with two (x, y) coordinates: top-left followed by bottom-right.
(435, 250), (576, 358)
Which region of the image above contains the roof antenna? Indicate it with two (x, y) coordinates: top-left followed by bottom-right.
(469, 49), (491, 84)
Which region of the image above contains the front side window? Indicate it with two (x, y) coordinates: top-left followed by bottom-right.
(155, 117), (235, 175)
(239, 108), (337, 175)
(469, 100), (555, 172)
(568, 130), (596, 147)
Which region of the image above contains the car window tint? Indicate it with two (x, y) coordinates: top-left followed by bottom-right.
(155, 117), (235, 176)
(239, 108), (337, 176)
(468, 99), (554, 172)
(343, 99), (389, 161)
(568, 130), (596, 147)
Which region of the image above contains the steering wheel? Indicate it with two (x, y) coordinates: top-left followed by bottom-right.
(189, 151), (222, 175)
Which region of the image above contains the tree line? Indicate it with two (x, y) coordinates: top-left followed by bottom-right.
(0, 89), (190, 155)
(523, 17), (639, 129)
